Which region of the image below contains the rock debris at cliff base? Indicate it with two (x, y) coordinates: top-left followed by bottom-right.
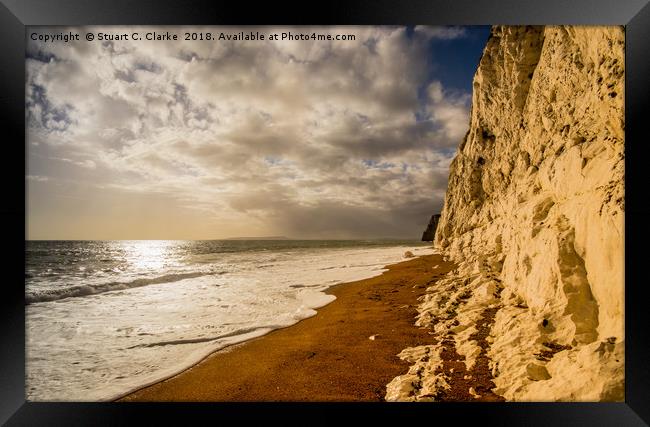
(386, 264), (506, 401)
(387, 25), (624, 402)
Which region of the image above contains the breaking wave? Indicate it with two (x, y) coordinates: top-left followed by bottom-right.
(25, 271), (223, 304)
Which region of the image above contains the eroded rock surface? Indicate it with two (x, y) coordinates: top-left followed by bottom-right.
(388, 26), (624, 402)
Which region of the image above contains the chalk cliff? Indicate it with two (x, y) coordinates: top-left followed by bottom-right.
(387, 26), (624, 401)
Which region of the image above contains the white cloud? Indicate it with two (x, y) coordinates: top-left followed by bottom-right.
(425, 80), (472, 143)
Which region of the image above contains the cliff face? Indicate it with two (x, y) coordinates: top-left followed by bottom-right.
(387, 26), (624, 401)
(421, 214), (441, 241)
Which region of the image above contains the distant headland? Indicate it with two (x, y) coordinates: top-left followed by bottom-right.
(224, 236), (291, 240)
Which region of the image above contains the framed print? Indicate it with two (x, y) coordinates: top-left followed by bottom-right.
(2, 0), (649, 425)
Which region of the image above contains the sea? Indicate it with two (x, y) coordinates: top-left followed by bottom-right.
(25, 239), (434, 401)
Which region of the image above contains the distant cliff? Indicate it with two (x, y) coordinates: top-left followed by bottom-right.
(421, 214), (441, 241)
(388, 26), (624, 402)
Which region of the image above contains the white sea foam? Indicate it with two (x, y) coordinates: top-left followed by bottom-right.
(26, 243), (435, 401)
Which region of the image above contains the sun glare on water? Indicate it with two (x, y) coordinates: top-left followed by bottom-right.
(121, 240), (176, 271)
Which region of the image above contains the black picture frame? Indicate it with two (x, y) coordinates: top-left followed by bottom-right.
(2, 0), (649, 425)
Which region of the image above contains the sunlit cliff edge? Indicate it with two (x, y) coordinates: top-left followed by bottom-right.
(388, 26), (624, 401)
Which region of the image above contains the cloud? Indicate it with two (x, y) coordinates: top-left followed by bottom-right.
(414, 26), (467, 40)
(26, 26), (472, 239)
(425, 80), (472, 144)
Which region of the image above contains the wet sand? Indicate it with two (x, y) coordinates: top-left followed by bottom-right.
(119, 254), (454, 402)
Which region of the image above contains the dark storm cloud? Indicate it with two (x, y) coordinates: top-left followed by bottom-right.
(26, 83), (75, 132)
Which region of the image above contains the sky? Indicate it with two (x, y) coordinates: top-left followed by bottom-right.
(26, 25), (490, 240)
